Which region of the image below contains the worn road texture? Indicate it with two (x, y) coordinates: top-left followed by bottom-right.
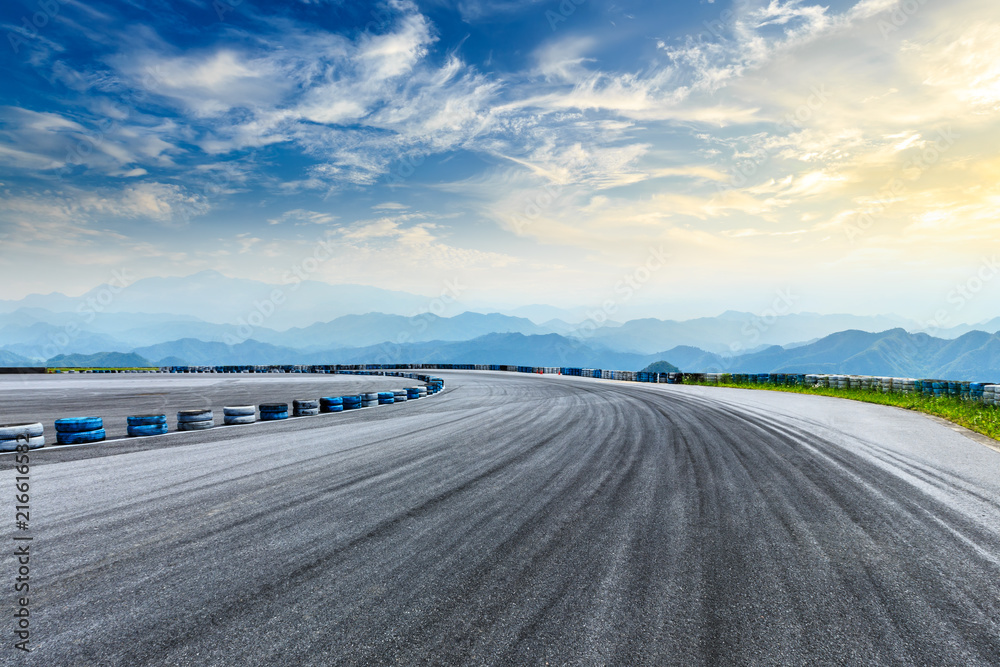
(1, 371), (999, 666)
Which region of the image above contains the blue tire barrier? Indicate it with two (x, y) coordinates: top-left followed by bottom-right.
(127, 414), (167, 427)
(128, 423), (168, 437)
(378, 392), (395, 405)
(320, 397), (343, 413)
(177, 409), (213, 423)
(0, 435), (45, 451)
(342, 395), (361, 410)
(55, 416), (104, 433)
(259, 403), (288, 420)
(223, 406), (256, 417)
(0, 423), (43, 440)
(224, 415), (255, 426)
(58, 428), (106, 445)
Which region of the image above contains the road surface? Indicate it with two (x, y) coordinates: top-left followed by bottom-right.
(1, 371), (998, 665)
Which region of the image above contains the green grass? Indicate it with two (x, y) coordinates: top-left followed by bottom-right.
(693, 380), (1000, 443)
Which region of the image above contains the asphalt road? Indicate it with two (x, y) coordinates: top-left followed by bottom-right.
(1, 371), (999, 666)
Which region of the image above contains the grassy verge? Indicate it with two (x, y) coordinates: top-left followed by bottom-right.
(693, 381), (1000, 443)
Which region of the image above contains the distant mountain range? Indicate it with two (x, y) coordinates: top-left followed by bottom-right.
(48, 352), (154, 368)
(0, 270), (444, 329)
(3, 272), (999, 356)
(3, 305), (998, 362)
(2, 272), (999, 379)
(10, 329), (996, 382)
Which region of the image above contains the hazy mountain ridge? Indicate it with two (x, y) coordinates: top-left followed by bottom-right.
(18, 329), (1000, 382)
(5, 306), (998, 364)
(48, 352), (154, 368)
(3, 273), (998, 356)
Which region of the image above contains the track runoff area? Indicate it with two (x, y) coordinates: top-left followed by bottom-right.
(1, 369), (999, 664)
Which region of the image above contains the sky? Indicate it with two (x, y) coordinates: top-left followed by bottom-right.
(1, 0), (999, 324)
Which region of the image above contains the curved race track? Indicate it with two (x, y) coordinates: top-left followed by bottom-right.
(2, 371), (999, 665)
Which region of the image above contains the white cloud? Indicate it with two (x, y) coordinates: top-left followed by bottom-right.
(267, 209), (338, 226)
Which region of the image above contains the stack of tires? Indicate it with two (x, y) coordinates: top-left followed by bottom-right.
(177, 410), (213, 432)
(342, 395), (362, 411)
(127, 414), (168, 437)
(406, 387), (423, 400)
(0, 423), (44, 451)
(56, 417), (105, 444)
(393, 390), (408, 402)
(224, 406), (255, 425)
(377, 392), (394, 405)
(320, 397), (344, 413)
(984, 385), (997, 406)
(361, 392), (378, 408)
(293, 399), (319, 417)
(259, 403), (288, 421)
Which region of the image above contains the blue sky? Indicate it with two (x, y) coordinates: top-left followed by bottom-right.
(2, 0), (999, 324)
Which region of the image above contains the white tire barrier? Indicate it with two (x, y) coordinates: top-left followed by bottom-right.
(0, 423), (44, 452)
(224, 415), (256, 425)
(0, 423), (43, 440)
(224, 406), (257, 425)
(177, 409), (214, 431)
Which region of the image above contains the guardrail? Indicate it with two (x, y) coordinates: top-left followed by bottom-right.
(0, 371), (445, 453)
(4, 365), (997, 454)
